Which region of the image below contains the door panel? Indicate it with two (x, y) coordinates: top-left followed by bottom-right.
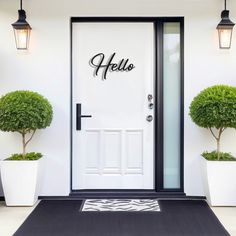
(72, 22), (155, 190)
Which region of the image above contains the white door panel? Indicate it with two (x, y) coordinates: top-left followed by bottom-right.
(72, 22), (155, 189)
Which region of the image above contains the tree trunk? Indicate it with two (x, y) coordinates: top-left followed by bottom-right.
(22, 132), (26, 159)
(216, 127), (223, 161)
(216, 138), (220, 161)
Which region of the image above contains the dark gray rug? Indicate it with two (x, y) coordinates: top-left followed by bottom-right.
(14, 199), (230, 236)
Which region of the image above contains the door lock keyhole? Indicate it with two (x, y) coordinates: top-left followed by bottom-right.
(147, 94), (153, 102)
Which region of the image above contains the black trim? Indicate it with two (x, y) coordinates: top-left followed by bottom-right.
(70, 17), (73, 193)
(71, 17), (184, 23)
(70, 17), (184, 197)
(180, 18), (185, 192)
(156, 18), (185, 192)
(69, 190), (186, 199)
(156, 20), (164, 191)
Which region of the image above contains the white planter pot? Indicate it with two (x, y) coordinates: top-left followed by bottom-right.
(201, 156), (236, 206)
(0, 159), (41, 206)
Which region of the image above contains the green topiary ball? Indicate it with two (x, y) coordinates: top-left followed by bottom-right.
(0, 90), (53, 132)
(189, 85), (236, 129)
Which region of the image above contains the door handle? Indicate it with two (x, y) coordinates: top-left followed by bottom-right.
(76, 103), (92, 130)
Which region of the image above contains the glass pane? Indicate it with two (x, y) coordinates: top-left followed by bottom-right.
(163, 23), (181, 189)
(14, 28), (30, 50)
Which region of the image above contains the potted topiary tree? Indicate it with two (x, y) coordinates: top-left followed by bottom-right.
(189, 85), (236, 206)
(0, 90), (53, 206)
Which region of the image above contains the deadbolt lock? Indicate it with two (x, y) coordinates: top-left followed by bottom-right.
(149, 103), (154, 109)
(146, 115), (153, 122)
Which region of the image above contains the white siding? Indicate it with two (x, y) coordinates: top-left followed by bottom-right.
(0, 0), (236, 196)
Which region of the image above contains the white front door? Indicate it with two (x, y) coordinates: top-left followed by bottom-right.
(72, 22), (155, 190)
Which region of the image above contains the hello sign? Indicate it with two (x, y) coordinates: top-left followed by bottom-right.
(89, 52), (135, 80)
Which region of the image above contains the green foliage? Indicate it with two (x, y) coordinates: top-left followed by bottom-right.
(0, 91), (53, 159)
(189, 85), (236, 129)
(202, 151), (236, 161)
(0, 90), (53, 132)
(6, 152), (42, 160)
(189, 85), (236, 160)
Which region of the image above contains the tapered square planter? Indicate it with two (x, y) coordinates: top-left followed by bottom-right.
(201, 156), (236, 206)
(0, 159), (41, 206)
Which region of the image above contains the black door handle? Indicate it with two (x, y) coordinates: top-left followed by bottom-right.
(76, 103), (92, 130)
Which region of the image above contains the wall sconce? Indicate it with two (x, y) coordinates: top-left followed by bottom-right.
(217, 0), (235, 49)
(12, 0), (32, 50)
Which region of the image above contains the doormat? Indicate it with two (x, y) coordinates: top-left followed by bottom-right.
(14, 200), (230, 236)
(81, 199), (160, 212)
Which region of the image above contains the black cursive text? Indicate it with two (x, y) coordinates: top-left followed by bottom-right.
(90, 52), (135, 80)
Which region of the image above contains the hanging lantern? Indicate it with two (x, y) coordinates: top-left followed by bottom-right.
(12, 0), (32, 50)
(217, 0), (235, 49)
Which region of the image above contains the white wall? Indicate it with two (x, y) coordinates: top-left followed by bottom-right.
(0, 0), (236, 196)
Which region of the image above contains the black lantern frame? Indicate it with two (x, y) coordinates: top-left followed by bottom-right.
(12, 0), (32, 50)
(217, 0), (235, 49)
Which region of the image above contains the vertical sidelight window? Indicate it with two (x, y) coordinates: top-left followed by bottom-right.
(163, 23), (181, 189)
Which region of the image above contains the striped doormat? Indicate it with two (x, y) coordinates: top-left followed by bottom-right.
(81, 199), (160, 212)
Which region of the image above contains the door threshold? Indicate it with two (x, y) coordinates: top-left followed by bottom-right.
(69, 190), (186, 199)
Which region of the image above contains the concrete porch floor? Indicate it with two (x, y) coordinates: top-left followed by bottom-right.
(0, 201), (235, 236)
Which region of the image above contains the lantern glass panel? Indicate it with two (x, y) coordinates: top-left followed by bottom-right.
(218, 28), (233, 49)
(13, 28), (30, 50)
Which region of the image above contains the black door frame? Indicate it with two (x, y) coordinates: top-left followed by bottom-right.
(70, 17), (185, 198)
